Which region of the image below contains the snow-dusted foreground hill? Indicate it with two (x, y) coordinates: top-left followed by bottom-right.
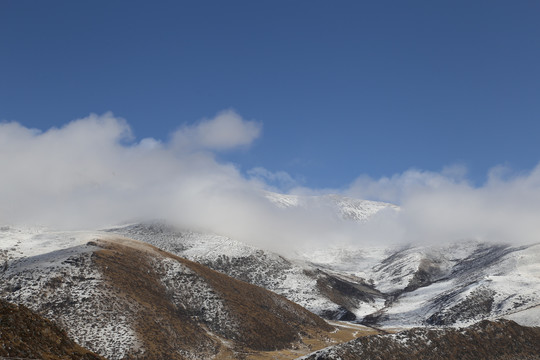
(0, 226), (333, 360)
(0, 298), (105, 360)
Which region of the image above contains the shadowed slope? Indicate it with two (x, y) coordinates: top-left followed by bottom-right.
(0, 299), (105, 360)
(301, 319), (540, 360)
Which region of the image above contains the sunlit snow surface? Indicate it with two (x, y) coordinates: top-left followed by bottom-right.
(297, 240), (540, 327)
(265, 192), (398, 221)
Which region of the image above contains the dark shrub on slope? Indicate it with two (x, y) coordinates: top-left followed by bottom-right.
(303, 319), (540, 360)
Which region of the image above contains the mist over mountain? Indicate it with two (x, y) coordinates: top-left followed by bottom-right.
(2, 114), (540, 254)
(1, 191), (540, 359)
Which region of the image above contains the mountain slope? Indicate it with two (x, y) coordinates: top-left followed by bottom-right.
(108, 222), (540, 328)
(0, 298), (105, 360)
(299, 319), (540, 360)
(107, 222), (386, 322)
(0, 228), (333, 359)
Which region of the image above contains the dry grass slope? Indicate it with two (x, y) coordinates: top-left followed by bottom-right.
(169, 249), (334, 350)
(0, 299), (105, 360)
(92, 237), (333, 359)
(92, 242), (219, 359)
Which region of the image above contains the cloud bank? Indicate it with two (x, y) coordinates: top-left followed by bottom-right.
(0, 111), (339, 251)
(0, 112), (253, 227)
(345, 165), (540, 245)
(1, 111), (540, 252)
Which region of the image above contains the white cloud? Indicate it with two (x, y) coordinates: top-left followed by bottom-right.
(346, 165), (468, 204)
(346, 164), (540, 245)
(0, 111), (329, 252)
(171, 109), (262, 151)
(0, 112), (258, 229)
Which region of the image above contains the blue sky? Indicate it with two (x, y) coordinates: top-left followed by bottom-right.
(2, 0), (540, 190)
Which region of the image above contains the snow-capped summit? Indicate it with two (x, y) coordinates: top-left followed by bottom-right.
(264, 191), (398, 221)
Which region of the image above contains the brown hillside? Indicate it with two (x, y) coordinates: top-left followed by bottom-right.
(92, 237), (333, 358)
(162, 249), (333, 349)
(0, 298), (106, 360)
(92, 240), (218, 359)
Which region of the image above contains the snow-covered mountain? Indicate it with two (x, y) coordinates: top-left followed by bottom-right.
(264, 192), (398, 221)
(100, 193), (399, 322)
(298, 240), (540, 328)
(262, 192), (540, 328)
(107, 222), (386, 321)
(106, 221), (540, 329)
(2, 192), (540, 359)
